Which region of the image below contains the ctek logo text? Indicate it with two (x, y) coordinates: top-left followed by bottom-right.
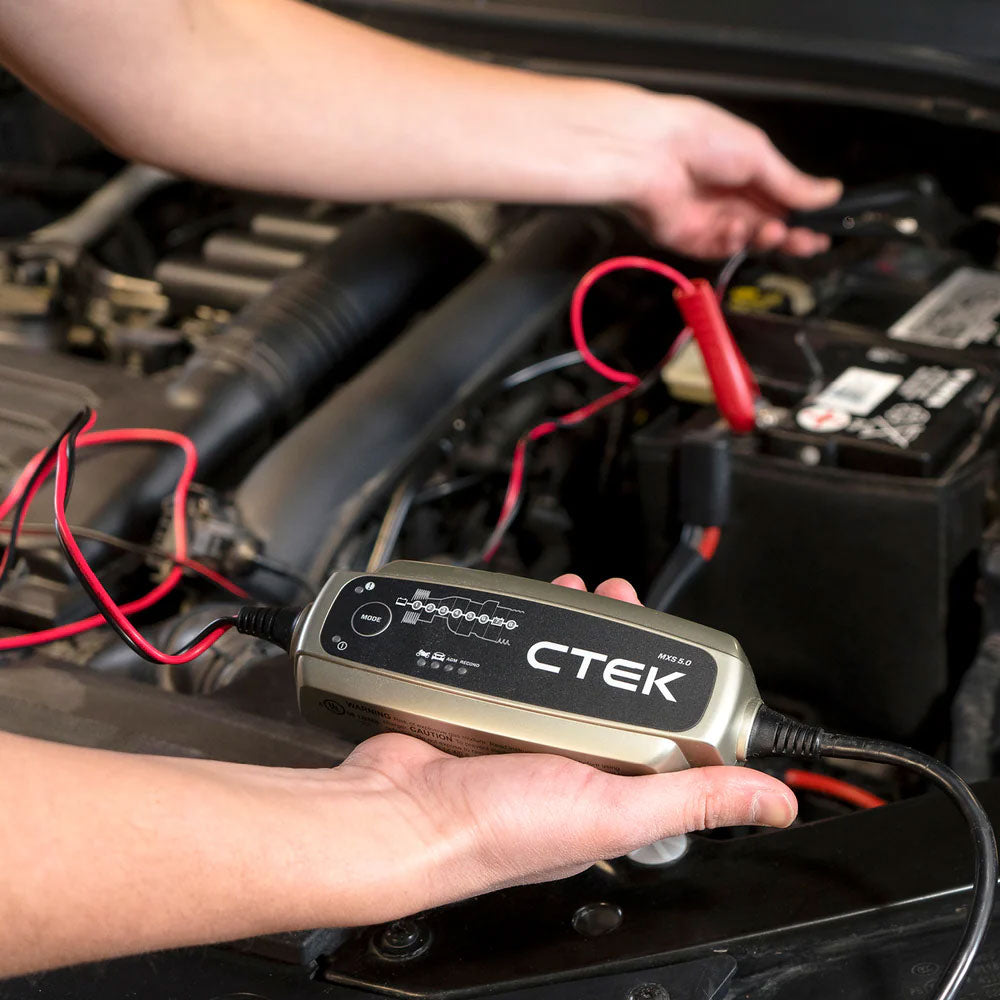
(527, 642), (685, 702)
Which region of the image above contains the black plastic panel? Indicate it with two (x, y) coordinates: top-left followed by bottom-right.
(314, 0), (1000, 128)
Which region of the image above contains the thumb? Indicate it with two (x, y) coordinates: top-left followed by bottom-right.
(566, 765), (796, 862)
(753, 144), (842, 212)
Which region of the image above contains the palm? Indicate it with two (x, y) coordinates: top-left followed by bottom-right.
(321, 577), (795, 923)
(336, 731), (793, 915)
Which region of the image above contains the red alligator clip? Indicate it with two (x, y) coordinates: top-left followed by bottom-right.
(674, 278), (759, 433)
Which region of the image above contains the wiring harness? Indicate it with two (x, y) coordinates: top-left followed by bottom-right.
(482, 254), (758, 562)
(0, 408), (296, 662)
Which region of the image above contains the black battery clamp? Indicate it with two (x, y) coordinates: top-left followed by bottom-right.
(786, 174), (963, 240)
(238, 559), (995, 1000)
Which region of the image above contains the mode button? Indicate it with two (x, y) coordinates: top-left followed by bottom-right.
(351, 602), (392, 637)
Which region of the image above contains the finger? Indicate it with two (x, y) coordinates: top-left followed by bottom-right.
(575, 765), (797, 859)
(593, 578), (641, 605)
(721, 215), (750, 256)
(700, 206), (764, 259)
(781, 227), (831, 257)
(552, 573), (586, 591)
(649, 215), (716, 260)
(651, 202), (750, 261)
(752, 218), (787, 252)
(706, 204), (783, 259)
(753, 144), (842, 212)
(484, 758), (797, 878)
(676, 225), (750, 262)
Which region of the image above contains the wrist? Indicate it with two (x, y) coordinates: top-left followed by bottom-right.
(555, 81), (688, 209)
(239, 757), (472, 929)
(149, 755), (337, 936)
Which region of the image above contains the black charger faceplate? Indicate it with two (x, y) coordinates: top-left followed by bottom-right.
(320, 576), (718, 733)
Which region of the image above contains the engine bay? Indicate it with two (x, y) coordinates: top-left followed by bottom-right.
(4, 81), (1000, 999)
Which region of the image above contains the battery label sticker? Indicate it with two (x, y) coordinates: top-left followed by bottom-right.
(813, 367), (903, 415)
(320, 577), (719, 733)
(847, 403), (931, 448)
(796, 405), (852, 433)
(889, 267), (1000, 349)
(898, 365), (976, 409)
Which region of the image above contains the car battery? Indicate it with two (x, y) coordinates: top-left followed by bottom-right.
(760, 342), (995, 477)
(635, 334), (998, 744)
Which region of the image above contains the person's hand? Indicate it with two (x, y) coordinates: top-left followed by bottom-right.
(616, 93), (842, 258)
(0, 576), (797, 974)
(291, 575), (796, 927)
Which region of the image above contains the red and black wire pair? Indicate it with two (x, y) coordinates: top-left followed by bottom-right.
(482, 255), (758, 563)
(0, 409), (244, 662)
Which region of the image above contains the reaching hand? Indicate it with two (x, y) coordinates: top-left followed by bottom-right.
(622, 95), (841, 258)
(302, 575), (796, 926)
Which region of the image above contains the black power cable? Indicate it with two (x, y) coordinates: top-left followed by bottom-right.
(248, 555), (316, 601)
(647, 539), (704, 611)
(748, 707), (998, 1000)
(0, 411), (86, 591)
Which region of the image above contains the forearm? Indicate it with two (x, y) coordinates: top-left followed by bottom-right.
(0, 695), (794, 976)
(0, 0), (653, 206)
(0, 732), (414, 977)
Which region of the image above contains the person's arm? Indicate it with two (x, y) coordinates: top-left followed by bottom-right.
(0, 0), (839, 259)
(0, 578), (796, 978)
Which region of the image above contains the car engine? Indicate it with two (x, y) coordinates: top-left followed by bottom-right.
(3, 51), (1000, 1000)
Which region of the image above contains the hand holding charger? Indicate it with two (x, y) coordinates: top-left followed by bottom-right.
(1, 407), (992, 1000)
(285, 560), (996, 1000)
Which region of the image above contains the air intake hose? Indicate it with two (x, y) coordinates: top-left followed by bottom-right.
(234, 210), (614, 596)
(167, 209), (483, 464)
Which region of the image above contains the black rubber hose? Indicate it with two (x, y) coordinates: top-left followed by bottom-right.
(234, 210), (614, 596)
(167, 209), (483, 443)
